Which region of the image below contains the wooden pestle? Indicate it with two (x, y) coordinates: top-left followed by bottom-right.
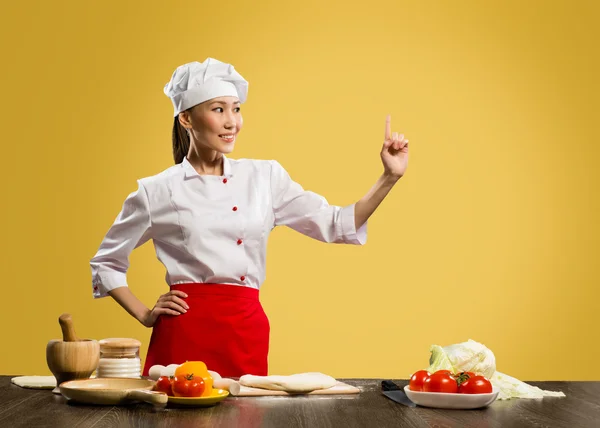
(58, 313), (80, 342)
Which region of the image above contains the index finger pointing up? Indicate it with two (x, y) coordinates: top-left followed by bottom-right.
(385, 115), (391, 140)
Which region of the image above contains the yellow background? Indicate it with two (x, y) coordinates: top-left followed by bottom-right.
(1, 0), (598, 381)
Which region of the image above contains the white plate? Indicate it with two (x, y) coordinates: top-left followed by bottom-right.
(404, 385), (499, 409)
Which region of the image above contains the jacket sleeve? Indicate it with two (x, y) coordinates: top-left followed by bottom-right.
(269, 160), (367, 245)
(90, 180), (153, 298)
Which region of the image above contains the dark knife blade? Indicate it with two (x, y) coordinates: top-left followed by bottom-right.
(381, 380), (417, 407)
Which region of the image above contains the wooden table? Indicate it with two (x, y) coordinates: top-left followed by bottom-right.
(1, 376), (598, 427)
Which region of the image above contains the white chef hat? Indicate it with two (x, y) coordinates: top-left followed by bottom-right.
(164, 58), (249, 117)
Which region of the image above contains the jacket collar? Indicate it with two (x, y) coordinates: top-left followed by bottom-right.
(182, 155), (232, 179)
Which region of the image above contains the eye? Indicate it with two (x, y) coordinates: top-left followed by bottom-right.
(234, 107), (241, 112)
(213, 107), (223, 112)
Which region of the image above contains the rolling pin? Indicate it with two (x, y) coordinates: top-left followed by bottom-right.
(208, 370), (241, 396)
(213, 378), (241, 396)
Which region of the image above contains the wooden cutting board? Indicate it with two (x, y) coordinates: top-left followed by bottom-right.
(236, 381), (360, 396)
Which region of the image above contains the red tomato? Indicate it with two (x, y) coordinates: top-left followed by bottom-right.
(455, 371), (476, 386)
(423, 373), (458, 393)
(409, 370), (431, 391)
(172, 374), (206, 397)
(458, 376), (492, 394)
(154, 376), (173, 395)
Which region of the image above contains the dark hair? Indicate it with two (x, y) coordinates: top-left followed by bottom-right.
(172, 115), (190, 164)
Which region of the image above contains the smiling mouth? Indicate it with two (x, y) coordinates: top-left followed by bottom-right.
(219, 134), (235, 142)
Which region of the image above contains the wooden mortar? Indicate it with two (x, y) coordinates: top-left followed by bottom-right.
(46, 313), (100, 394)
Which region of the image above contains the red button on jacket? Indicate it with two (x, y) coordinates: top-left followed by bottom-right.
(232, 206), (238, 211)
(240, 276), (246, 281)
(237, 239), (243, 245)
(223, 178), (228, 184)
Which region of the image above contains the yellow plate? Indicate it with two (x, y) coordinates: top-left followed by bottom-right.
(168, 389), (229, 407)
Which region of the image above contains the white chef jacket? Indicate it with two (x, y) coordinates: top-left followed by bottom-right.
(90, 156), (368, 298)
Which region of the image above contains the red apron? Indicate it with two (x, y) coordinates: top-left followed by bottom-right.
(142, 283), (270, 378)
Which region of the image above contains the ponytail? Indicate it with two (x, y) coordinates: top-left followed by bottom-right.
(172, 116), (190, 164)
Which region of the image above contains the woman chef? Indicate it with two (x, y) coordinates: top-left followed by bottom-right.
(90, 58), (410, 378)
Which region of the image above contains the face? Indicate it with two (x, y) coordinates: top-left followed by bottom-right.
(180, 96), (243, 154)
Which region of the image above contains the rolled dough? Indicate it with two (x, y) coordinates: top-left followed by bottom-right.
(238, 372), (337, 393)
(11, 376), (56, 389)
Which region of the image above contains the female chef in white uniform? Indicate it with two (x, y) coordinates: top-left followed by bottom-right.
(90, 58), (410, 378)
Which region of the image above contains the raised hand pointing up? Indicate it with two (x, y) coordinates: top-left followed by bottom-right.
(380, 115), (410, 179)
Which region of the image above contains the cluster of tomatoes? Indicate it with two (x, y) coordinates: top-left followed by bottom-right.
(409, 369), (493, 394)
(153, 361), (214, 398)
